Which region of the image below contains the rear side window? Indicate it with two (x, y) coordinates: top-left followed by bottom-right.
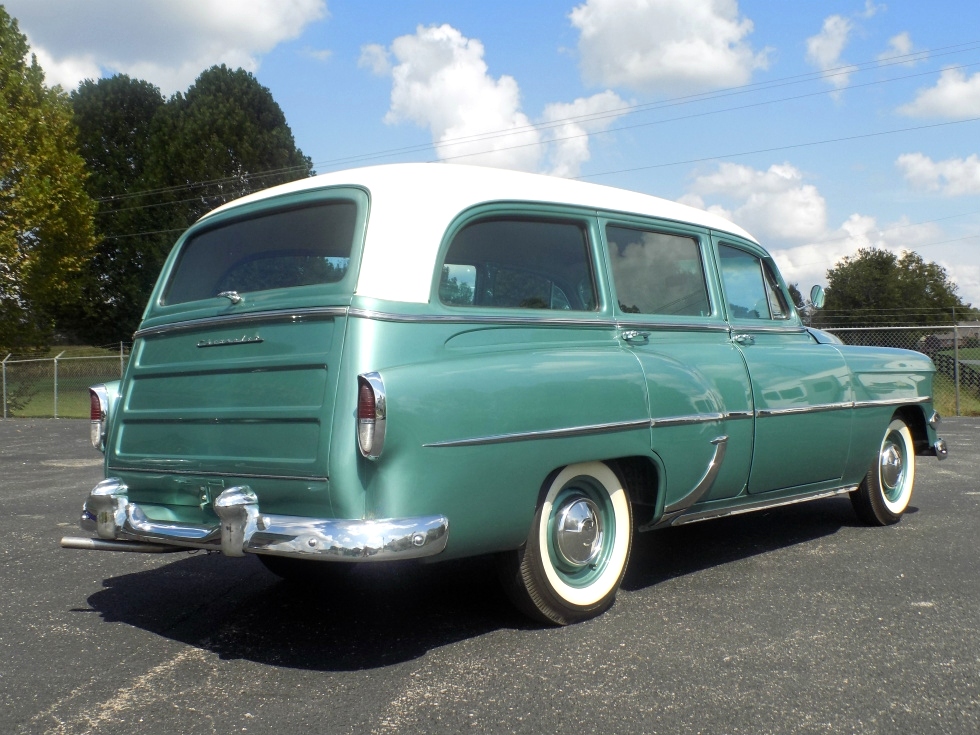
(605, 225), (710, 316)
(439, 217), (598, 311)
(163, 200), (357, 305)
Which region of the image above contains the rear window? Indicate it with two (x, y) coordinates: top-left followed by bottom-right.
(163, 200), (357, 305)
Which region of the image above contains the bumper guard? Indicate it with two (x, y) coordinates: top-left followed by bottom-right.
(61, 478), (450, 561)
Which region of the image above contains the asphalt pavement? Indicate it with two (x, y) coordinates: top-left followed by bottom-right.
(2, 417), (978, 734)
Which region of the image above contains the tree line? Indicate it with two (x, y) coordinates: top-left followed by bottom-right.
(1, 7), (311, 349)
(0, 7), (975, 353)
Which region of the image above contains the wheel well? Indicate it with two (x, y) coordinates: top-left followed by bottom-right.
(894, 405), (930, 455)
(607, 456), (660, 528)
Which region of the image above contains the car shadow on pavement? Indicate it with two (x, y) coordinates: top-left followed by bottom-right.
(84, 551), (528, 672)
(82, 495), (902, 672)
(622, 495), (876, 591)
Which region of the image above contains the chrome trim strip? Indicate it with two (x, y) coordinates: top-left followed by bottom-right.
(426, 410), (751, 448)
(423, 418), (650, 448)
(669, 484), (858, 527)
(652, 412), (724, 427)
(663, 436), (728, 514)
(135, 307), (348, 339)
(726, 324), (808, 334)
(756, 401), (852, 417)
(618, 321), (731, 334)
(348, 307), (732, 332)
(106, 466), (328, 483)
(349, 308), (604, 328)
(853, 396), (930, 408)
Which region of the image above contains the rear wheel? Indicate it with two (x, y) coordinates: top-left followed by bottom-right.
(850, 417), (916, 525)
(500, 461), (632, 625)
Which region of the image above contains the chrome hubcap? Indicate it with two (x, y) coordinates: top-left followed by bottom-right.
(554, 497), (603, 567)
(880, 441), (904, 490)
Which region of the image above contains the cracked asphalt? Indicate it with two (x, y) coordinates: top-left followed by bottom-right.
(2, 418), (979, 735)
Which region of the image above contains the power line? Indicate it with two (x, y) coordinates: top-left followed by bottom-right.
(578, 116), (980, 179)
(91, 39), (980, 207)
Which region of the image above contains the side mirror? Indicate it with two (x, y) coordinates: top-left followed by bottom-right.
(809, 285), (826, 310)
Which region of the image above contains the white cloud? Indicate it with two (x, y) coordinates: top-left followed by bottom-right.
(896, 153), (980, 196)
(569, 0), (769, 95)
(684, 162), (827, 241)
(877, 32), (921, 65)
(682, 160), (980, 303)
(541, 91), (628, 177)
(365, 24), (627, 177)
(805, 15), (857, 90)
(6, 0), (327, 93)
(358, 44), (391, 76)
(898, 68), (980, 119)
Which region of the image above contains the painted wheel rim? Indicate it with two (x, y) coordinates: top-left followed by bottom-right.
(546, 478), (616, 588)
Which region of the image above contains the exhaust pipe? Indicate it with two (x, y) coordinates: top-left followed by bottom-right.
(60, 536), (182, 554)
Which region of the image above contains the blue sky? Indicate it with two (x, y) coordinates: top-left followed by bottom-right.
(8, 0), (980, 308)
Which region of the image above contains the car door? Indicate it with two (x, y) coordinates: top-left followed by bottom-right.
(713, 237), (853, 494)
(600, 217), (754, 513)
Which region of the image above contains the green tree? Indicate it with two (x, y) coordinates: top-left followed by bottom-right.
(61, 65), (313, 342)
(146, 64), (313, 226)
(60, 75), (166, 343)
(0, 8), (96, 349)
(816, 247), (975, 328)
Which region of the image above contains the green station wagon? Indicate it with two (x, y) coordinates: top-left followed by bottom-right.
(63, 163), (948, 624)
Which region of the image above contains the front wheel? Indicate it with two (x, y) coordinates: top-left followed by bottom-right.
(499, 461), (632, 625)
(850, 417), (916, 525)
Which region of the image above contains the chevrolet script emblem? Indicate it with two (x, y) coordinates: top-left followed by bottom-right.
(197, 335), (264, 348)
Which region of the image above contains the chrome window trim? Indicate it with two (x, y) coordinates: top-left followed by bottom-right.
(134, 307), (349, 339)
(349, 307), (732, 332)
(725, 324), (808, 334)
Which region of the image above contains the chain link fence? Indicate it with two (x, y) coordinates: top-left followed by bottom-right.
(3, 327), (980, 418)
(2, 348), (129, 419)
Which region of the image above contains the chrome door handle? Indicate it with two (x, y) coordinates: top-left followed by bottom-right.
(733, 334), (755, 345)
(621, 330), (650, 345)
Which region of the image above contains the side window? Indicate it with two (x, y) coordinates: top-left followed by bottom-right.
(718, 244), (790, 320)
(439, 217), (597, 310)
(605, 225), (710, 316)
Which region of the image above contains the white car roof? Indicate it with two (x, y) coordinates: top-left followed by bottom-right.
(203, 163), (758, 304)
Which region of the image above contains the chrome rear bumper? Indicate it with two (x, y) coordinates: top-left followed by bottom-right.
(61, 478), (450, 561)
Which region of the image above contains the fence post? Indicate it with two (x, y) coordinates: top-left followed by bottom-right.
(120, 341), (125, 377)
(2, 354), (9, 420)
(953, 322), (961, 416)
(53, 351), (65, 419)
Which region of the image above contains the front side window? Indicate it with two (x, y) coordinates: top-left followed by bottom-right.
(718, 243), (791, 320)
(164, 200), (357, 305)
(439, 217), (597, 311)
(605, 225), (710, 316)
